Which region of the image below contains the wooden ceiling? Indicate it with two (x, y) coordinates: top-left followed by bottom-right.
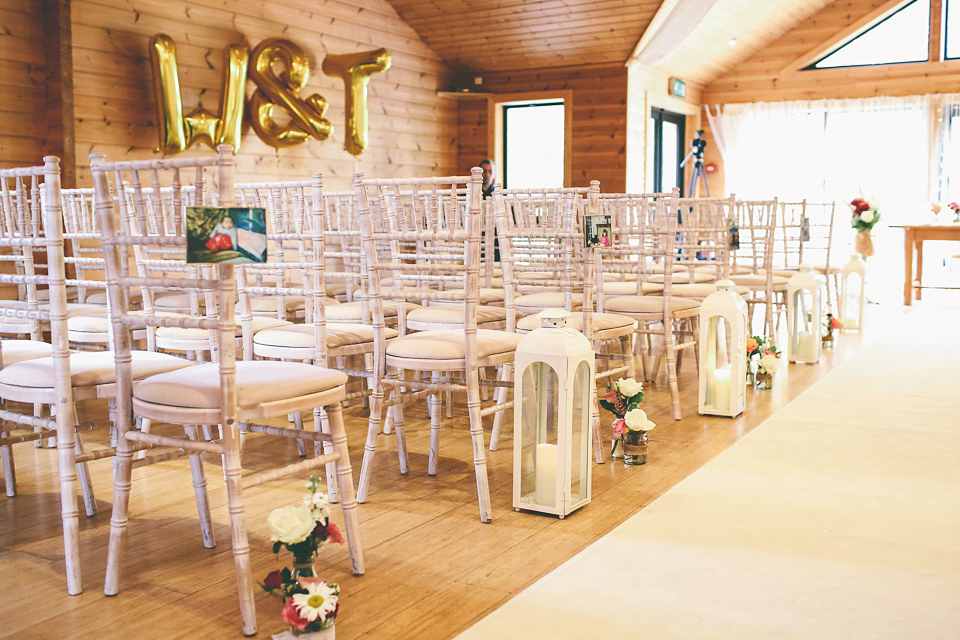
(382, 0), (836, 85)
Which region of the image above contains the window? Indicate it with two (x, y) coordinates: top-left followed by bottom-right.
(502, 101), (565, 189)
(649, 108), (686, 194)
(946, 0), (960, 59)
(806, 0), (929, 69)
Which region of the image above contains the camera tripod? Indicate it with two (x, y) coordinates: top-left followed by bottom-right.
(680, 131), (710, 197)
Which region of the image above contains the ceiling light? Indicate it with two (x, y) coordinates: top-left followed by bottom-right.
(728, 38), (737, 46)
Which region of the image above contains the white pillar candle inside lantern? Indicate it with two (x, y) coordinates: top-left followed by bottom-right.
(787, 264), (822, 364)
(840, 253), (866, 331)
(514, 309), (595, 517)
(698, 280), (747, 417)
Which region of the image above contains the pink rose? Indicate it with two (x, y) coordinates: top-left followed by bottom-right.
(327, 522), (345, 545)
(282, 599), (310, 630)
(612, 419), (626, 435)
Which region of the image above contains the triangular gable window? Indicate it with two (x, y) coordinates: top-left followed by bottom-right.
(805, 0), (929, 69)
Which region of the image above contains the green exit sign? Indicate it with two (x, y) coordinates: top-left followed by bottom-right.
(669, 77), (686, 99)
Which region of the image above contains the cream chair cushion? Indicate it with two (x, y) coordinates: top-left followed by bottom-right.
(406, 305), (507, 329)
(601, 281), (663, 296)
(386, 329), (522, 361)
(601, 273), (638, 282)
(671, 283), (751, 299)
(730, 274), (790, 290)
(757, 268), (800, 279)
(325, 300), (412, 323)
(604, 296), (700, 315)
(134, 361), (347, 410)
(156, 315), (294, 341)
(254, 323), (398, 350)
(646, 271), (715, 284)
(0, 350), (191, 389)
(0, 339), (54, 366)
(153, 293), (195, 312)
(85, 289), (143, 306)
(695, 265), (754, 275)
(516, 312), (635, 333)
(515, 292), (583, 315)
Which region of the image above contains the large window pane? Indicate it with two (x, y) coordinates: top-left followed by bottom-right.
(812, 0), (929, 69)
(504, 102), (564, 189)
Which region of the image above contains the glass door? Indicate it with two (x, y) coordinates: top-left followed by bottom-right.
(649, 108), (686, 195)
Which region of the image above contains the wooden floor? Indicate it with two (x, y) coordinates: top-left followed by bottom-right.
(0, 329), (870, 640)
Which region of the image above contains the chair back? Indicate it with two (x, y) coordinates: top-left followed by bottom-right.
(354, 169), (483, 352)
(90, 145), (237, 425)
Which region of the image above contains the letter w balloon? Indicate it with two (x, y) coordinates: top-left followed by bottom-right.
(148, 34), (391, 156)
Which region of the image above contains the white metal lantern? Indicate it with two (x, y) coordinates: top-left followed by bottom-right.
(698, 280), (747, 417)
(840, 253), (866, 331)
(513, 308), (594, 518)
(786, 264), (822, 364)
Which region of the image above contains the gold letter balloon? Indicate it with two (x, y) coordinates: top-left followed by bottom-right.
(248, 38), (333, 148)
(149, 34), (248, 154)
(322, 48), (391, 156)
(149, 35), (389, 155)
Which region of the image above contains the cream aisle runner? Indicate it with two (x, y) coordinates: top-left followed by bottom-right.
(457, 310), (960, 640)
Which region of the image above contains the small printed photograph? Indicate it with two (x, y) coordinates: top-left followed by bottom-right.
(584, 214), (612, 248)
(186, 207), (268, 264)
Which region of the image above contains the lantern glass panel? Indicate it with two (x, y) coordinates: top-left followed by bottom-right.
(519, 362), (559, 507)
(791, 289), (816, 356)
(705, 316), (733, 410)
(569, 360), (591, 505)
(843, 272), (863, 329)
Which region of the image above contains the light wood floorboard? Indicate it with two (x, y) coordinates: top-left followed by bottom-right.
(0, 328), (869, 639)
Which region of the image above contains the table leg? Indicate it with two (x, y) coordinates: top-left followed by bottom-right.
(915, 240), (924, 300)
(903, 230), (914, 306)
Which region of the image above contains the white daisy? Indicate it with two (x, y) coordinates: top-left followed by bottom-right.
(292, 580), (339, 622)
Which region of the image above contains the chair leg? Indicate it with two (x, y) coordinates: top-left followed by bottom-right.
(428, 371), (441, 475)
(104, 429), (135, 597)
(465, 366), (493, 523)
(326, 401), (364, 576)
(313, 408), (340, 504)
(221, 421), (257, 637)
(2, 429), (16, 497)
(621, 334), (635, 380)
(74, 427), (97, 517)
(356, 369), (385, 504)
(184, 425), (215, 548)
(488, 362), (512, 452)
(388, 367), (409, 475)
(293, 412), (306, 457)
(664, 327), (682, 421)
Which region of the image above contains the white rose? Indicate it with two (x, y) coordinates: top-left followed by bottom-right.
(615, 378), (644, 398)
(624, 408), (655, 432)
(266, 504), (315, 544)
(759, 353), (780, 374)
(859, 210), (874, 224)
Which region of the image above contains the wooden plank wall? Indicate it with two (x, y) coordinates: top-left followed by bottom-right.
(701, 0), (960, 194)
(0, 0), (48, 170)
(454, 65), (628, 192)
(32, 0), (457, 190)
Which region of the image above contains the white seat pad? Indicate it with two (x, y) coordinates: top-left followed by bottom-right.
(439, 286), (506, 304)
(671, 283), (751, 299)
(326, 300), (412, 322)
(0, 300), (108, 318)
(157, 315), (293, 341)
(516, 312), (635, 333)
(646, 271), (715, 284)
(0, 350), (192, 389)
(153, 293), (195, 311)
(407, 305), (507, 326)
(68, 310), (191, 334)
(386, 329), (522, 361)
(254, 323), (398, 349)
(515, 292), (583, 313)
(604, 296), (700, 314)
(602, 281), (663, 295)
(730, 274), (790, 290)
(85, 289), (143, 306)
(695, 265), (753, 275)
(134, 361), (347, 410)
(601, 273), (637, 282)
(0, 339), (54, 366)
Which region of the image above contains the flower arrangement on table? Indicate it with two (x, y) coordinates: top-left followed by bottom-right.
(600, 377), (656, 465)
(950, 202), (960, 223)
(262, 476), (344, 637)
(849, 197), (880, 258)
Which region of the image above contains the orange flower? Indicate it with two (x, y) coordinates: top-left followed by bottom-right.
(746, 337), (758, 353)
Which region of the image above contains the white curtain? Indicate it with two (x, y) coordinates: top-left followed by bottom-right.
(713, 94), (960, 223)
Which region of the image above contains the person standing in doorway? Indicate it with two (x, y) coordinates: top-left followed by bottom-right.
(479, 159), (496, 198)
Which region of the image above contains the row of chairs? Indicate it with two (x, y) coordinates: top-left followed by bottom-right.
(0, 148), (842, 634)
